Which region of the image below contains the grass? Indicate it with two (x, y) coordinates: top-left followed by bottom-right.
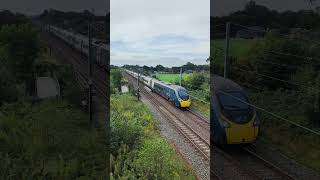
(0, 99), (108, 179)
(110, 94), (197, 179)
(212, 38), (257, 64)
(190, 99), (209, 117)
(189, 90), (210, 117)
(157, 73), (190, 84)
(0, 51), (109, 179)
(248, 89), (320, 172)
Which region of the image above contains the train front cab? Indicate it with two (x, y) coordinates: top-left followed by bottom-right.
(153, 83), (191, 108)
(212, 91), (259, 145)
(176, 88), (191, 108)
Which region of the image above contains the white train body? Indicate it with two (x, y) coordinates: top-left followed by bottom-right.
(48, 25), (109, 69)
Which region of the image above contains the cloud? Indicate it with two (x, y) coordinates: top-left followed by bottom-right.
(110, 0), (210, 67)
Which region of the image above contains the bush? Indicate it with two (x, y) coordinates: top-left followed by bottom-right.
(0, 99), (108, 179)
(111, 68), (122, 92)
(0, 68), (19, 105)
(183, 72), (207, 90)
(133, 137), (189, 179)
(0, 24), (40, 94)
(110, 94), (196, 179)
(110, 94), (154, 154)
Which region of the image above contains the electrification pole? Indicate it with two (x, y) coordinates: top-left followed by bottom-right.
(224, 22), (230, 78)
(180, 68), (182, 86)
(88, 10), (94, 125)
(137, 71), (140, 100)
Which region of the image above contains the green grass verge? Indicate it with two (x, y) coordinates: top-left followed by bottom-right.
(110, 94), (196, 179)
(190, 99), (209, 118)
(0, 99), (108, 179)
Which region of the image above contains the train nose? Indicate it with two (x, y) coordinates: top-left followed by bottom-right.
(180, 99), (191, 108)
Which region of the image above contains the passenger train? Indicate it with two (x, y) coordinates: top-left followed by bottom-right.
(47, 25), (109, 70)
(211, 75), (259, 145)
(126, 70), (191, 108)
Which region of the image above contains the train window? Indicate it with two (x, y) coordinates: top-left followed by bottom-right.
(217, 92), (253, 123)
(218, 92), (249, 110)
(177, 89), (189, 101)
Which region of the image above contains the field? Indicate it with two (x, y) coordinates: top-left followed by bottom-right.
(157, 73), (190, 84)
(212, 38), (257, 64)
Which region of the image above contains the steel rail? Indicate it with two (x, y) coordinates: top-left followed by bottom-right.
(126, 73), (210, 161)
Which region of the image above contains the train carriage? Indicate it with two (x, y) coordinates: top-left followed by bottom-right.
(125, 70), (191, 108)
(211, 75), (259, 145)
(47, 25), (109, 71)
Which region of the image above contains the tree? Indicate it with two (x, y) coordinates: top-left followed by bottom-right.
(0, 24), (40, 95)
(155, 64), (165, 72)
(182, 62), (197, 71)
(111, 68), (123, 92)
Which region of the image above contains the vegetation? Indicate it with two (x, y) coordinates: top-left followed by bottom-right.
(157, 73), (190, 84)
(110, 68), (123, 93)
(156, 71), (210, 116)
(0, 99), (108, 179)
(0, 23), (40, 96)
(38, 9), (109, 40)
(212, 38), (256, 64)
(212, 1), (320, 171)
(110, 94), (196, 179)
(0, 13), (109, 178)
(123, 62), (209, 74)
(211, 0), (320, 37)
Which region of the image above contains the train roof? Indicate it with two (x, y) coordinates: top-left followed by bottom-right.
(126, 69), (187, 91)
(152, 78), (186, 91)
(212, 75), (243, 92)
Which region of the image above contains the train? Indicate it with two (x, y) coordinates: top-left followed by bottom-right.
(211, 75), (259, 145)
(47, 25), (109, 70)
(125, 69), (191, 108)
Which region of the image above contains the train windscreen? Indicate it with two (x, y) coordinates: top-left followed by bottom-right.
(178, 89), (189, 101)
(217, 92), (253, 124)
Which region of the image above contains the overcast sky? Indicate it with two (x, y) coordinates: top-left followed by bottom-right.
(110, 0), (210, 67)
(0, 0), (109, 15)
(211, 0), (319, 16)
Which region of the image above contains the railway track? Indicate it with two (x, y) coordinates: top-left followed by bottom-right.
(44, 32), (108, 101)
(242, 145), (296, 180)
(211, 143), (296, 180)
(126, 73), (210, 161)
(45, 30), (299, 180)
(185, 108), (210, 131)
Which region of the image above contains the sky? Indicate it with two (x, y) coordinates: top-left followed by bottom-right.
(0, 0), (109, 15)
(110, 0), (210, 67)
(211, 0), (320, 16)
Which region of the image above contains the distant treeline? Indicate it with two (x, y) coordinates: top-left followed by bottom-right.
(119, 62), (209, 74)
(211, 0), (320, 38)
(38, 9), (109, 40)
(0, 10), (27, 26)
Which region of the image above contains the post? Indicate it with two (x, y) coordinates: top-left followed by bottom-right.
(137, 71), (140, 100)
(224, 22), (230, 78)
(88, 14), (93, 124)
(47, 15), (52, 57)
(180, 68), (182, 86)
